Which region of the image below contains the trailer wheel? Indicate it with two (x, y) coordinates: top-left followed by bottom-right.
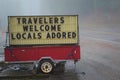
(38, 60), (54, 74)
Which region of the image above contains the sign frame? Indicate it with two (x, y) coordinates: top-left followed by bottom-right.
(8, 15), (79, 46)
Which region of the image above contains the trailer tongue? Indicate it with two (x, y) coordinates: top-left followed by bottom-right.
(4, 15), (80, 74)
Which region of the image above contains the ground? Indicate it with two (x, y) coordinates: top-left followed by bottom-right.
(78, 24), (120, 80)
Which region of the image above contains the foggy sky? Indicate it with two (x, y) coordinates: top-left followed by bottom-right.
(0, 0), (120, 28)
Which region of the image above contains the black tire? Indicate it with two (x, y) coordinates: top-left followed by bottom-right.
(38, 60), (54, 74)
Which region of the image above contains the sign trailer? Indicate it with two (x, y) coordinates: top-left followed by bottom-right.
(4, 15), (80, 74)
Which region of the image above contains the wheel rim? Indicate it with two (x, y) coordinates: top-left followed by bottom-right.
(41, 62), (53, 73)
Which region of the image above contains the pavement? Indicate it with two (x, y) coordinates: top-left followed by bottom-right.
(77, 24), (120, 80)
(77, 36), (120, 80)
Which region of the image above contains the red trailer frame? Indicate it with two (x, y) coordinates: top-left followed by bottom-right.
(4, 45), (80, 62)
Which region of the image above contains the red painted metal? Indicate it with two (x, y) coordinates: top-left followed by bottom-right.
(4, 45), (80, 62)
